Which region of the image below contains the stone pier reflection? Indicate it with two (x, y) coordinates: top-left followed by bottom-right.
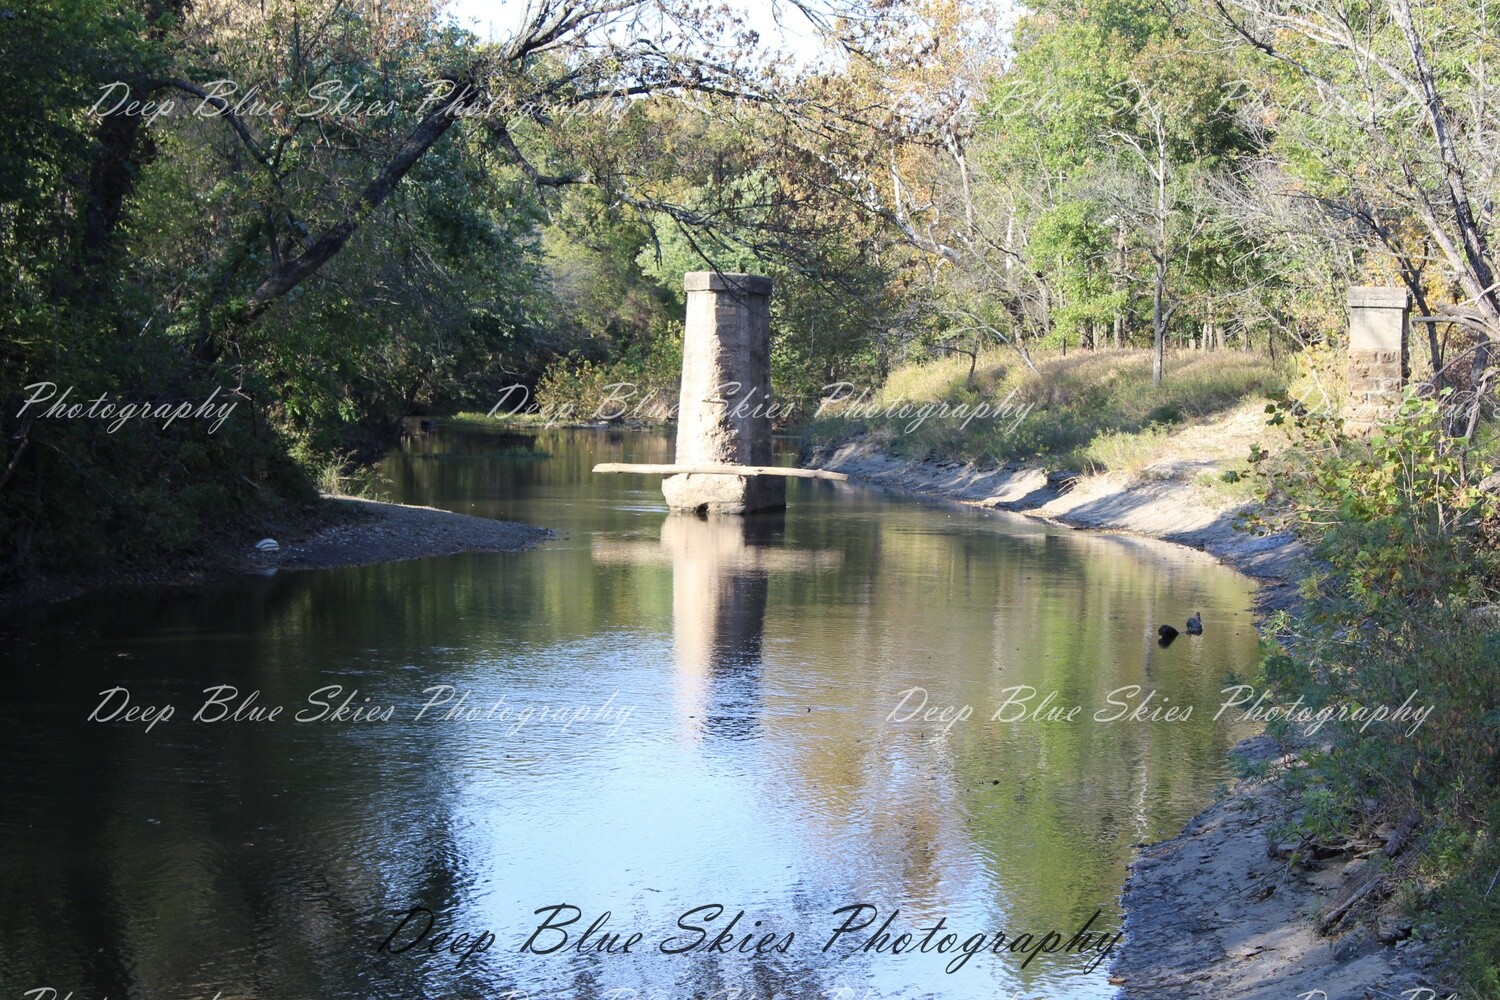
(591, 514), (841, 740)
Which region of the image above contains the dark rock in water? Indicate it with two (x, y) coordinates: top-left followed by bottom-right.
(1186, 612), (1203, 635)
(1158, 624), (1180, 640)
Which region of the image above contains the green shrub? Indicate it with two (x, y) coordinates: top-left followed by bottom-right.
(531, 321), (684, 424)
(1, 315), (314, 577)
(1251, 393), (1500, 989)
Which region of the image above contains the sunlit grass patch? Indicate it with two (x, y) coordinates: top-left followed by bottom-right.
(812, 347), (1292, 468)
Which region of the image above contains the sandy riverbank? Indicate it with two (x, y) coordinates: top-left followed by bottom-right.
(1113, 733), (1450, 998)
(0, 495), (552, 613)
(802, 424), (1454, 998)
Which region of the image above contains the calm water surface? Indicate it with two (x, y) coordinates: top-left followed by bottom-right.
(0, 425), (1260, 1000)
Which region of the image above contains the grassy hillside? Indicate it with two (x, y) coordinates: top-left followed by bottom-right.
(809, 348), (1296, 473)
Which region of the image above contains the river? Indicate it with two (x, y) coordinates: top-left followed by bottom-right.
(0, 423), (1260, 1000)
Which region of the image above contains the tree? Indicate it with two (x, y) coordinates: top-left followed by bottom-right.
(1214, 0), (1500, 421)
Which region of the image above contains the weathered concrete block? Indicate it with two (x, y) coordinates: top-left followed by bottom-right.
(1349, 287), (1410, 352)
(1345, 287), (1409, 434)
(661, 472), (785, 514)
(663, 272), (785, 514)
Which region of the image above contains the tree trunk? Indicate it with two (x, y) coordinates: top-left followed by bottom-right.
(71, 0), (189, 280)
(1152, 264), (1166, 386)
(1388, 0), (1500, 337)
(80, 112), (148, 271)
(242, 75), (480, 321)
(1151, 127), (1169, 386)
(1113, 224), (1127, 349)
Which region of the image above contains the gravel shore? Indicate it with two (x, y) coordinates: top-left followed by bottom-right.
(0, 495), (552, 612)
(259, 495), (552, 571)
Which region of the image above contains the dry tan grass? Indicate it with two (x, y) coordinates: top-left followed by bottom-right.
(831, 346), (1293, 469)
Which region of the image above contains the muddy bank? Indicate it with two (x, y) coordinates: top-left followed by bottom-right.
(801, 436), (1451, 998)
(1114, 735), (1451, 999)
(0, 495), (552, 613)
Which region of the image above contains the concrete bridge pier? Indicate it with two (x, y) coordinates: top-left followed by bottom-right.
(661, 272), (786, 514)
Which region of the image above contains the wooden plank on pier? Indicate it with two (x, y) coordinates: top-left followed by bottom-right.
(592, 463), (848, 482)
